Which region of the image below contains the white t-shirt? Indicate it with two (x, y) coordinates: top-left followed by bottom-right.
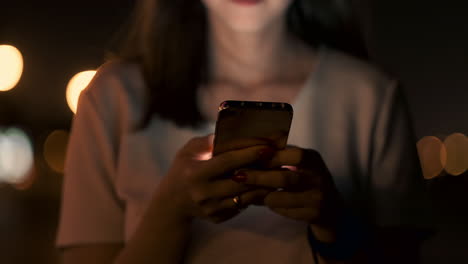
(56, 47), (429, 263)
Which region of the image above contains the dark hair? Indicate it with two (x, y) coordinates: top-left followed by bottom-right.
(114, 0), (368, 129)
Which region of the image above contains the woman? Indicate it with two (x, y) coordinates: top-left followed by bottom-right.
(57, 0), (429, 263)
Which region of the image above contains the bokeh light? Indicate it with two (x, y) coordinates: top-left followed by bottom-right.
(443, 133), (468, 176)
(13, 166), (37, 191)
(0, 44), (24, 92)
(0, 127), (34, 185)
(43, 130), (69, 173)
(66, 70), (96, 113)
(417, 136), (447, 179)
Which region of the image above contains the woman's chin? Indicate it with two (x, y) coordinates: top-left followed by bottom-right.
(216, 15), (281, 35)
(203, 0), (292, 35)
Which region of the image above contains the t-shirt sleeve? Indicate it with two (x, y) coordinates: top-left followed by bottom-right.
(56, 66), (125, 248)
(369, 81), (432, 229)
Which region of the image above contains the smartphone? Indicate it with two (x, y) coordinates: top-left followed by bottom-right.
(212, 100), (294, 156)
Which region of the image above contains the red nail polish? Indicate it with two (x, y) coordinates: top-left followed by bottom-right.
(232, 172), (247, 183)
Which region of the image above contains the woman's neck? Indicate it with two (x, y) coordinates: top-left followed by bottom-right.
(207, 17), (312, 89)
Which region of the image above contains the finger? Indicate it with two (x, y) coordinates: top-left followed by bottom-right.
(205, 188), (272, 214)
(200, 180), (254, 200)
(240, 169), (301, 189)
(265, 146), (303, 167)
(180, 134), (214, 158)
(269, 207), (319, 222)
(265, 147), (325, 171)
(264, 190), (322, 208)
(213, 136), (274, 156)
(199, 145), (276, 180)
(238, 168), (322, 189)
(219, 189), (271, 209)
(240, 188), (272, 206)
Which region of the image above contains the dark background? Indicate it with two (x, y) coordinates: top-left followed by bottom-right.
(0, 0), (467, 263)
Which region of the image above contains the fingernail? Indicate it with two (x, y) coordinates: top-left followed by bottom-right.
(232, 171), (247, 183)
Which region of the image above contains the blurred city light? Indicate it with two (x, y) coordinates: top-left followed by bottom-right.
(43, 130), (69, 173)
(13, 166), (37, 190)
(0, 127), (34, 185)
(66, 70), (96, 113)
(0, 44), (24, 92)
(417, 136), (447, 179)
(443, 133), (468, 176)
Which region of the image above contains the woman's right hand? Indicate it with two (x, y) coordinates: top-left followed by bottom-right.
(157, 134), (275, 224)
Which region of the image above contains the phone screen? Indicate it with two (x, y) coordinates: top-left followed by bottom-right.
(213, 101), (293, 156)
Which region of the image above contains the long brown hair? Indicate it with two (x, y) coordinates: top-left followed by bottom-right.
(113, 0), (368, 129)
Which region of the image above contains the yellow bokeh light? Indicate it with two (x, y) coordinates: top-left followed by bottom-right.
(444, 133), (468, 176)
(43, 130), (69, 173)
(66, 70), (96, 113)
(0, 45), (24, 92)
(417, 136), (447, 179)
(0, 128), (34, 185)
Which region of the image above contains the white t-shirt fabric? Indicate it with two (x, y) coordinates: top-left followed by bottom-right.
(56, 47), (429, 263)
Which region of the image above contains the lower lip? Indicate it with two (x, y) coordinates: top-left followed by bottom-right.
(231, 0), (262, 6)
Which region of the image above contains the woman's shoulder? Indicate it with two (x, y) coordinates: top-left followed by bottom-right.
(85, 59), (146, 102)
(79, 59), (148, 128)
(318, 46), (398, 104)
(321, 47), (392, 83)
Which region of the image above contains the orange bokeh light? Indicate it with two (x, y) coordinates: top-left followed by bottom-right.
(43, 130), (69, 173)
(417, 136), (447, 179)
(0, 45), (24, 92)
(66, 70), (96, 113)
(444, 133), (468, 176)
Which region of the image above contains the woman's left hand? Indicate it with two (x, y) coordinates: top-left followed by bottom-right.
(232, 146), (346, 241)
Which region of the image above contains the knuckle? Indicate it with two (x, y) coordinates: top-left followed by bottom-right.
(202, 205), (217, 216)
(181, 166), (193, 178)
(191, 189), (207, 205)
(291, 148), (304, 162)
